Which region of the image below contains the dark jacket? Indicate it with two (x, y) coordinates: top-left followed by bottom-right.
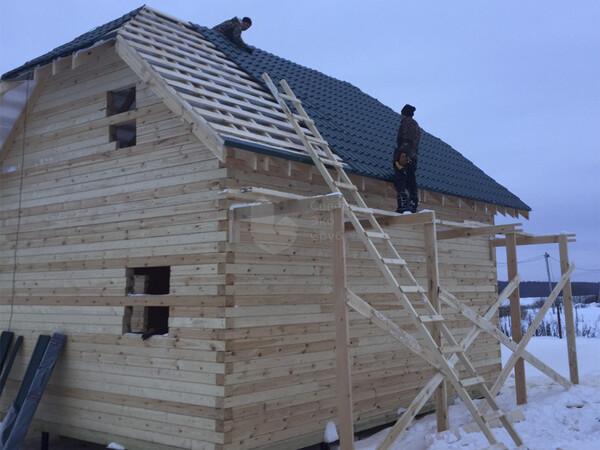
(393, 116), (421, 165)
(213, 17), (253, 53)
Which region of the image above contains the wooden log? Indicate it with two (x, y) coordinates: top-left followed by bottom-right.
(332, 206), (355, 449)
(424, 219), (448, 432)
(505, 232), (526, 404)
(559, 235), (578, 384)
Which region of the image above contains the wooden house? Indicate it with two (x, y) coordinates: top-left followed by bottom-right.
(0, 6), (551, 449)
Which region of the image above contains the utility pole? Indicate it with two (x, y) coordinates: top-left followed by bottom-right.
(545, 252), (562, 338)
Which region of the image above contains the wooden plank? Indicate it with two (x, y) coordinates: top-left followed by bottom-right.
(505, 232), (526, 404)
(558, 235), (578, 384)
(424, 220), (448, 432)
(437, 223), (522, 240)
(332, 207), (355, 449)
(491, 234), (576, 247)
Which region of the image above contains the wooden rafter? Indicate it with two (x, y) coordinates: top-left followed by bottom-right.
(115, 35), (225, 160)
(114, 7), (327, 159)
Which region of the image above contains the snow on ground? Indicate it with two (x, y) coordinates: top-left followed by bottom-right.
(342, 337), (600, 450)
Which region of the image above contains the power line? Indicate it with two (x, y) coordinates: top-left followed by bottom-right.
(496, 255), (546, 266)
(548, 255), (599, 272)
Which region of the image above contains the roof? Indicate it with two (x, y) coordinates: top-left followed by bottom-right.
(1, 7), (144, 81)
(1, 6), (530, 213)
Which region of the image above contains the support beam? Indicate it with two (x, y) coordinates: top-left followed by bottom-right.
(424, 220), (448, 432)
(332, 207), (355, 450)
(436, 223), (522, 240)
(505, 232), (526, 404)
(349, 210), (435, 233)
(226, 187), (307, 202)
(559, 235), (578, 384)
(492, 234), (576, 247)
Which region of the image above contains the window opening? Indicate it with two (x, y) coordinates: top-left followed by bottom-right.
(107, 87), (136, 148)
(107, 87), (136, 115)
(110, 121), (136, 148)
(124, 267), (170, 339)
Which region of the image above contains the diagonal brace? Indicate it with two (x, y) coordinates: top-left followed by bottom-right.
(376, 274), (522, 450)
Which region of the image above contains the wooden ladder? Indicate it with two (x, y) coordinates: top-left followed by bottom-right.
(261, 72), (523, 448)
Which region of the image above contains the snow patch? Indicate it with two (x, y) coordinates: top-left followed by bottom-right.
(106, 443), (126, 450)
(324, 421), (339, 443)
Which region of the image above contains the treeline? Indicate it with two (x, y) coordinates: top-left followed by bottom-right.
(497, 281), (599, 298)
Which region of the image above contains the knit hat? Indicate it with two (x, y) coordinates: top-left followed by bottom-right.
(242, 17), (252, 25)
(401, 104), (416, 117)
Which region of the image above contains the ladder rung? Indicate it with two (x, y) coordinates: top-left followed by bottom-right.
(399, 285), (426, 293)
(365, 231), (389, 240)
(279, 92), (299, 102)
(440, 345), (463, 354)
(460, 376), (486, 387)
(293, 113), (314, 125)
(382, 258), (406, 266)
(348, 205), (398, 217)
(419, 314), (444, 322)
(307, 135), (328, 146)
(348, 205), (374, 215)
(320, 158), (345, 168)
(333, 181), (358, 191)
(482, 411), (503, 422)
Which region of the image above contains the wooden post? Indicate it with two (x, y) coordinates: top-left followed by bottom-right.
(559, 235), (579, 384)
(424, 220), (448, 432)
(505, 232), (526, 404)
(332, 207), (355, 449)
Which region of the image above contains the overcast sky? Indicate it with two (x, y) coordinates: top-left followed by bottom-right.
(1, 0), (598, 283)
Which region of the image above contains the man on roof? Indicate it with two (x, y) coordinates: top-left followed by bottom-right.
(392, 104), (421, 213)
(213, 17), (253, 53)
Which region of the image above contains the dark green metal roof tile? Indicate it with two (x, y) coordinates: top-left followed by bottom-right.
(194, 24), (530, 211)
(2, 7), (144, 81)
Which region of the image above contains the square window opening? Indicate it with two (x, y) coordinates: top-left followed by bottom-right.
(126, 267), (170, 295)
(107, 87), (136, 115)
(110, 121), (136, 148)
(124, 267), (170, 338)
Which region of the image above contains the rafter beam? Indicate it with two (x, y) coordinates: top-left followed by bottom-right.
(492, 233), (576, 247)
(437, 223), (522, 240)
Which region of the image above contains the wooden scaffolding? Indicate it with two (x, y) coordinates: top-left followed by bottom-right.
(225, 73), (580, 449)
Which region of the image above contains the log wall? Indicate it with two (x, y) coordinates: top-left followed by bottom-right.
(1, 45), (228, 450)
